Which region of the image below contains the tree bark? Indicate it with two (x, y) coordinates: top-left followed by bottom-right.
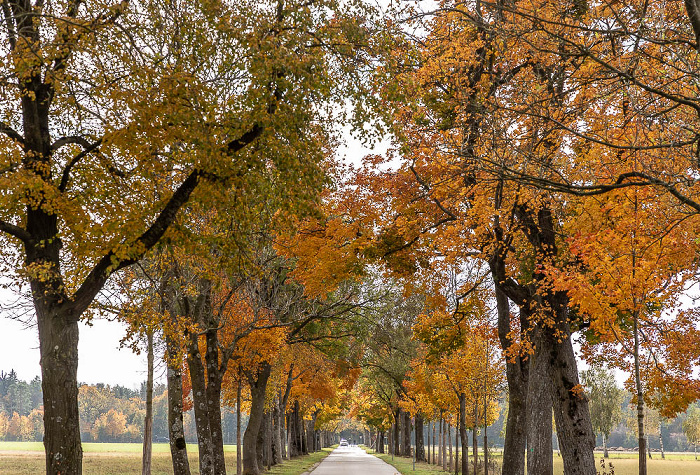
(402, 410), (412, 457)
(142, 329), (154, 475)
(243, 363), (272, 475)
(460, 394), (469, 475)
(545, 319), (596, 475)
(493, 286), (528, 475)
(272, 399), (283, 464)
(37, 304), (82, 475)
(527, 327), (553, 475)
(165, 337), (191, 475)
(187, 334), (214, 475)
(237, 377), (242, 475)
(415, 413), (425, 462)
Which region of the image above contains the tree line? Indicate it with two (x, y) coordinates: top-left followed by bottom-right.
(4, 1), (700, 475)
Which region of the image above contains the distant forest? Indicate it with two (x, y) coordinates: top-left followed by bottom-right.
(0, 370), (245, 443)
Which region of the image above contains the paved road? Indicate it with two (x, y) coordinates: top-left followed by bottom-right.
(310, 446), (399, 475)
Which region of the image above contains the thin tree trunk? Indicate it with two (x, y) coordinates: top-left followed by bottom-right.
(439, 417), (443, 469)
(603, 433), (608, 459)
(448, 422), (453, 472)
(473, 404), (478, 475)
(633, 309), (647, 475)
(142, 329), (154, 475)
(442, 416), (447, 470)
(237, 376), (242, 475)
(460, 394), (469, 475)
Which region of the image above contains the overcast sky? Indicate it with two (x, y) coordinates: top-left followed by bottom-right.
(0, 314), (152, 389)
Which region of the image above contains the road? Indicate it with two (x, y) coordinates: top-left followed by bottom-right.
(310, 446), (399, 475)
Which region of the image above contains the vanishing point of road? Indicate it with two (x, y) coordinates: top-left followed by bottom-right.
(310, 446), (399, 475)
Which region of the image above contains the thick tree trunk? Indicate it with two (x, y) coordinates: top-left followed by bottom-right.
(165, 342), (191, 475)
(415, 413), (425, 462)
(142, 329), (154, 475)
(37, 303), (82, 475)
(402, 410), (412, 457)
(460, 394), (469, 475)
(394, 410), (401, 456)
(243, 363), (272, 475)
(188, 336), (215, 475)
(527, 328), (553, 475)
(204, 327), (226, 475)
(545, 320), (596, 475)
(494, 286), (527, 475)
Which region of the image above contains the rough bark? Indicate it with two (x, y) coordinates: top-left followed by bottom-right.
(243, 363), (272, 475)
(165, 339), (191, 475)
(415, 413), (425, 462)
(527, 327), (553, 475)
(187, 334), (215, 475)
(402, 410), (412, 457)
(142, 329), (154, 475)
(546, 318), (596, 475)
(493, 286), (528, 475)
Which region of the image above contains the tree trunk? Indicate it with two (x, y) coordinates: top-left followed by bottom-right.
(603, 433), (608, 459)
(439, 417), (443, 468)
(448, 422), (453, 472)
(165, 343), (191, 475)
(403, 410), (412, 457)
(415, 413), (425, 462)
(243, 363), (272, 475)
(442, 416), (447, 470)
(142, 329), (154, 475)
(460, 394), (469, 475)
(473, 405), (478, 475)
(455, 425), (459, 475)
(527, 327), (553, 475)
(494, 287), (528, 475)
(204, 327), (226, 475)
(37, 303), (82, 475)
(272, 399), (283, 464)
(237, 377), (242, 475)
(187, 335), (214, 475)
(660, 431), (665, 459)
(394, 410), (401, 456)
(545, 320), (596, 475)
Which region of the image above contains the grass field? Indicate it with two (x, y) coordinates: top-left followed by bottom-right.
(365, 447), (700, 475)
(0, 442), (331, 475)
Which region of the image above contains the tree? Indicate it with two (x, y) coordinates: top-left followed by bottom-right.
(683, 405), (700, 460)
(582, 367), (624, 458)
(0, 1), (380, 473)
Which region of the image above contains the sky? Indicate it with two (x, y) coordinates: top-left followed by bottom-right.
(0, 312), (152, 389)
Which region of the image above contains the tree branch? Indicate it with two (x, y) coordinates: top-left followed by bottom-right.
(0, 121), (23, 145)
(0, 219), (32, 244)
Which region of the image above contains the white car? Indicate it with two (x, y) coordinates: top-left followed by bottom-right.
(339, 439), (348, 447)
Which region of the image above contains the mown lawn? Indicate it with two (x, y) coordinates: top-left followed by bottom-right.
(365, 446), (700, 475)
(0, 442), (328, 475)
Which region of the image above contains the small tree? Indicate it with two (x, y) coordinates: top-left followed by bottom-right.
(683, 406), (700, 460)
(581, 367), (623, 458)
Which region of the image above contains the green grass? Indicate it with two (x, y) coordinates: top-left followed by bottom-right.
(0, 441), (329, 475)
(264, 447), (333, 475)
(364, 446), (453, 475)
(363, 446), (700, 475)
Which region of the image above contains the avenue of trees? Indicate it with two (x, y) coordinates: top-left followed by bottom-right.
(3, 1), (700, 475)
